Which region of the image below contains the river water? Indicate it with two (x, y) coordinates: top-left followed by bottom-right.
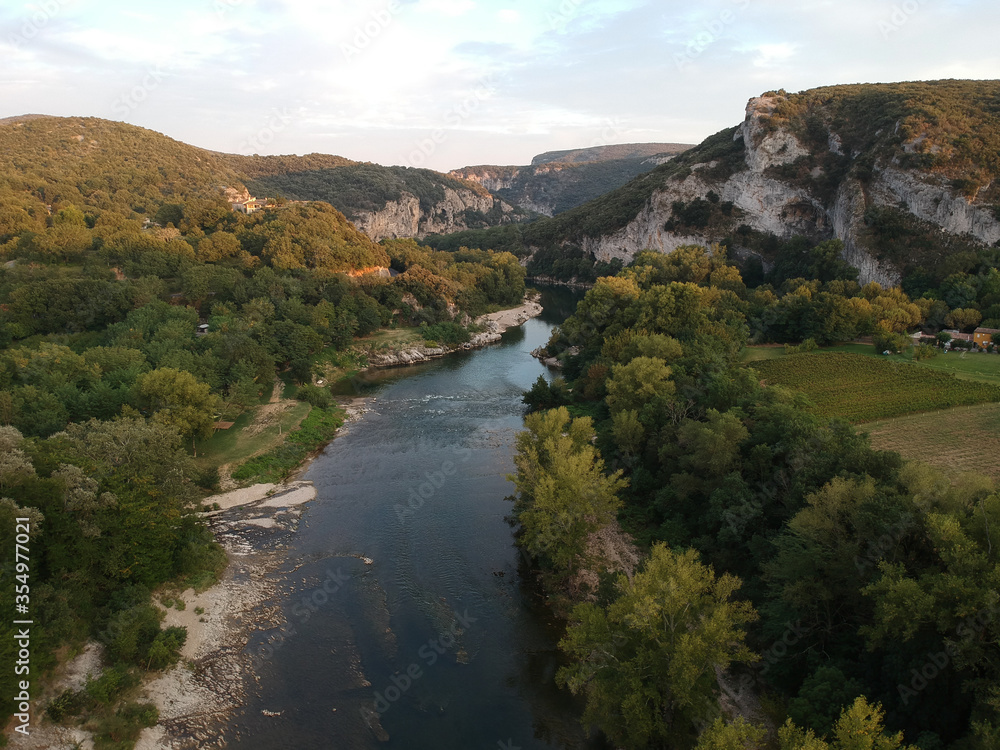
(223, 287), (606, 749)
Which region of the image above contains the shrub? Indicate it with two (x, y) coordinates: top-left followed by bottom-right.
(420, 321), (470, 346)
(295, 383), (332, 409)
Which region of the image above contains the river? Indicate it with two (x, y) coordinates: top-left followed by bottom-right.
(222, 286), (607, 749)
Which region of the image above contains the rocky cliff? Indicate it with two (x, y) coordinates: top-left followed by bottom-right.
(218, 155), (528, 242)
(442, 81), (1000, 288)
(580, 86), (1000, 286)
(451, 146), (692, 217)
(350, 184), (522, 242)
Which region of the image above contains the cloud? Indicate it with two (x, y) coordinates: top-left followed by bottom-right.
(416, 0), (476, 18)
(750, 42), (798, 68)
(1, 0), (997, 170)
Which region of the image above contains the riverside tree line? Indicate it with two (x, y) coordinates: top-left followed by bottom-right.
(510, 246), (1000, 750)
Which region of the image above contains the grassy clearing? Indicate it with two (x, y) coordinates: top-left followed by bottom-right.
(231, 406), (345, 484)
(357, 327), (424, 348)
(864, 403), (1000, 480)
(745, 343), (1000, 385)
(749, 352), (1000, 423)
(193, 401), (311, 475)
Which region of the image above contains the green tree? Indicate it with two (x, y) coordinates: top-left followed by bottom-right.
(695, 717), (768, 749)
(557, 544), (758, 747)
(509, 407), (626, 579)
(134, 367), (221, 443)
(605, 356), (675, 415)
(779, 697), (917, 750)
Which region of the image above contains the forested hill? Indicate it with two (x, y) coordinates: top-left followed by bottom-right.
(0, 115), (528, 246)
(432, 80), (1000, 290)
(449, 142), (694, 218)
(217, 152), (528, 239)
(530, 141), (691, 165)
(0, 116), (248, 219)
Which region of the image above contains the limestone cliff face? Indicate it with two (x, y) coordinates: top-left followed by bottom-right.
(564, 93), (1000, 285)
(351, 187), (519, 242)
(451, 166), (521, 194)
(451, 155), (685, 218)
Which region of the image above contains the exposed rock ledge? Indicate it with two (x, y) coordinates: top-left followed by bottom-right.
(365, 297), (543, 368)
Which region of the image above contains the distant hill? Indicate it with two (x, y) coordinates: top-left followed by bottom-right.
(451, 143), (694, 217)
(216, 152), (527, 240)
(432, 80), (1000, 288)
(0, 116), (246, 217)
(0, 116), (527, 244)
(530, 142), (692, 166)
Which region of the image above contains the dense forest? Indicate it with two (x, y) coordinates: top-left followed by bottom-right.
(511, 245), (1000, 749)
(0, 128), (525, 741)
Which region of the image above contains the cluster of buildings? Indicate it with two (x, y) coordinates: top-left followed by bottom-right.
(915, 327), (1000, 349)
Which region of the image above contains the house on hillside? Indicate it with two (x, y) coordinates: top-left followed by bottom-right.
(232, 197), (269, 214)
(974, 327), (1000, 346)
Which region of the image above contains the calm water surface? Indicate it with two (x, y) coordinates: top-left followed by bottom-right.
(224, 287), (606, 749)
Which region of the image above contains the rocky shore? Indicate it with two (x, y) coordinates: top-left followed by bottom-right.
(365, 296), (543, 368)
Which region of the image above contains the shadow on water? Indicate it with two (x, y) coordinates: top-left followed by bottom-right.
(222, 286), (608, 749)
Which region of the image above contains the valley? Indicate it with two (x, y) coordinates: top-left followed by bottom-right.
(3, 78), (1000, 750)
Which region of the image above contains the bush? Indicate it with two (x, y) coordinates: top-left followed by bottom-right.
(913, 343), (938, 360)
(295, 383), (332, 409)
(784, 338), (819, 354)
(420, 321), (470, 346)
(93, 701), (158, 749)
(194, 465), (219, 491)
(145, 626), (187, 670)
(101, 605), (163, 666)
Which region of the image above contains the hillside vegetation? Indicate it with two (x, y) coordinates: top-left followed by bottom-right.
(510, 244), (1000, 749)
(433, 80), (1000, 289)
(531, 142), (691, 165)
(0, 116), (244, 224)
(453, 153), (689, 217)
(0, 115), (529, 740)
(220, 155), (498, 219)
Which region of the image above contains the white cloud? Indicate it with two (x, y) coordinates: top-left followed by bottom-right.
(750, 42), (798, 68)
(416, 0), (476, 18)
(0, 0), (997, 170)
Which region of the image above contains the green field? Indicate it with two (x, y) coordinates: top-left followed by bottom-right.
(745, 343), (1000, 386)
(749, 352), (1000, 422)
(865, 404), (1000, 480)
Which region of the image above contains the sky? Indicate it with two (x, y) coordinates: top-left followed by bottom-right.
(2, 0), (997, 172)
